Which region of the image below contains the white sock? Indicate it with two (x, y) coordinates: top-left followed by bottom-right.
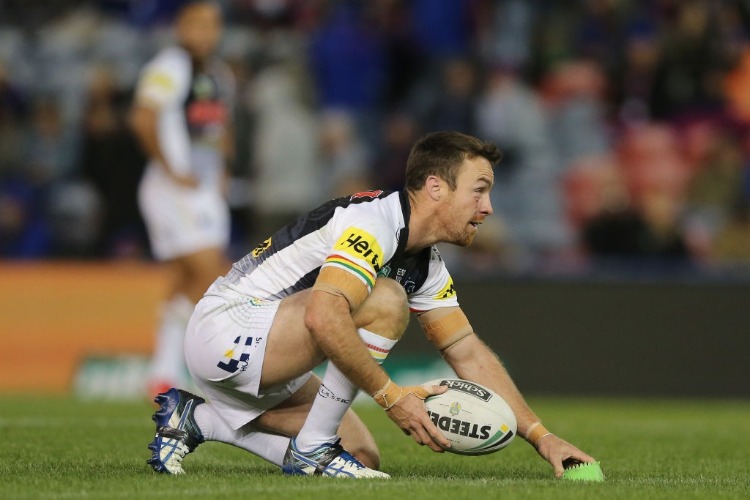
(194, 403), (289, 466)
(294, 329), (397, 452)
(150, 294), (194, 387)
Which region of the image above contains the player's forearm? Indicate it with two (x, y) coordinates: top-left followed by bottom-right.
(129, 105), (173, 173)
(305, 291), (389, 395)
(442, 334), (541, 439)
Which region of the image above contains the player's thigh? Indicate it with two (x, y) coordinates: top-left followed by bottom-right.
(259, 289), (326, 390)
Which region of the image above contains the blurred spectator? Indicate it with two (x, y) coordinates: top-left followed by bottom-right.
(711, 199), (750, 264)
(250, 61), (319, 239)
(686, 133), (745, 219)
(372, 111), (418, 191)
(409, 0), (474, 60)
(0, 62), (27, 178)
(582, 197), (689, 261)
(3, 0), (750, 276)
(0, 179), (51, 258)
(477, 0), (535, 70)
(47, 180), (104, 257)
(23, 97), (78, 189)
(79, 66), (147, 258)
(577, 157), (690, 261)
(309, 2), (386, 113)
(541, 59), (611, 171)
(415, 57), (479, 135)
(379, 0), (425, 109)
(613, 22), (661, 125)
(476, 66), (570, 253)
(317, 109), (372, 198)
(650, 0), (726, 120)
(618, 124), (691, 204)
(724, 46), (750, 125)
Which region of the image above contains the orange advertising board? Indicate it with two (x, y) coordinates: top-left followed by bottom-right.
(0, 262), (166, 393)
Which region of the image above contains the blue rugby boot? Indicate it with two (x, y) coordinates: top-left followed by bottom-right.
(281, 437), (390, 478)
(147, 388), (205, 474)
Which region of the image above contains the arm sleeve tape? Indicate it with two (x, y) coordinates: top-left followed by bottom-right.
(312, 266), (369, 310)
(372, 378), (430, 410)
(420, 308), (473, 350)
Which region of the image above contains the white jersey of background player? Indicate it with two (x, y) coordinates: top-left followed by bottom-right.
(130, 0), (234, 395)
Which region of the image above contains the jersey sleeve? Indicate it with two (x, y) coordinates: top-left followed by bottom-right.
(134, 50), (189, 110)
(321, 208), (397, 294)
(408, 246), (459, 312)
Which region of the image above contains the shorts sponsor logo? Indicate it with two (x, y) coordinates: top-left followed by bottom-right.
(217, 336), (253, 374)
(334, 228), (384, 272)
(435, 277), (456, 300)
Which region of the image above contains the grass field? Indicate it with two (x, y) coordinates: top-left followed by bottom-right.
(1, 396), (748, 499)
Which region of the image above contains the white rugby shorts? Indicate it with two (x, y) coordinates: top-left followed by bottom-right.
(184, 292), (311, 430)
(138, 167), (229, 261)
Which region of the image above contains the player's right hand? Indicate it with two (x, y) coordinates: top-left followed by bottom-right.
(384, 383), (451, 453)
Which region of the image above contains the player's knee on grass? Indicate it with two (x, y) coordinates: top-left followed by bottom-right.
(339, 412), (381, 470)
(350, 442), (380, 470)
(352, 278), (409, 341)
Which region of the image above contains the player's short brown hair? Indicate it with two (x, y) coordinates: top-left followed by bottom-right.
(404, 131), (502, 192)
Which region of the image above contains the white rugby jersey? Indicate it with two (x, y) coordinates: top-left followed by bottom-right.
(134, 46), (234, 187)
(210, 190), (459, 312)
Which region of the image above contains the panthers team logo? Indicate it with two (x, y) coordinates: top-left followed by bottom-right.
(252, 237), (272, 257)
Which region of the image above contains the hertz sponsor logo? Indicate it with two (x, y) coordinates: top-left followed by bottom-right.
(335, 228), (383, 272)
(427, 410), (492, 440)
(435, 277), (456, 300)
(438, 379), (492, 402)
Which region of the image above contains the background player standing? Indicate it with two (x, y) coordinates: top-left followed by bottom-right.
(130, 0), (234, 395)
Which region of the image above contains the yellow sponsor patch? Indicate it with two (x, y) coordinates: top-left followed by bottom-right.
(144, 72), (175, 91)
(333, 227), (384, 273)
(434, 277), (456, 300)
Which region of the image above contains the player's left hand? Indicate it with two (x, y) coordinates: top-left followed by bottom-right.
(535, 434), (595, 478)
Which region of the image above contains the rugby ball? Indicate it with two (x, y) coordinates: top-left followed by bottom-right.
(424, 378), (516, 455)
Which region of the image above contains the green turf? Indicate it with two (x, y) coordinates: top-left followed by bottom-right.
(0, 396), (748, 499)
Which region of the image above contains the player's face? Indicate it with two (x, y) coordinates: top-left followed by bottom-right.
(440, 156), (494, 247)
(177, 4), (222, 60)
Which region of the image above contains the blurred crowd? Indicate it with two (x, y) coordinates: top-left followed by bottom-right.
(2, 0), (750, 277)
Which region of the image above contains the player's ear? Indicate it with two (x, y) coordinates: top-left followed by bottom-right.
(425, 175), (443, 201)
